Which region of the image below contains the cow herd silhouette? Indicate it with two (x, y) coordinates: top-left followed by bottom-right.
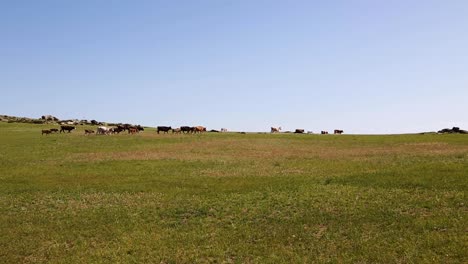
(41, 124), (344, 135)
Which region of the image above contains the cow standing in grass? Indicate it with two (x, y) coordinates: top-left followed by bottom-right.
(157, 126), (172, 134)
(97, 126), (111, 135)
(42, 129), (51, 135)
(271, 127), (281, 133)
(180, 126), (192, 134)
(192, 126), (206, 133)
(117, 125), (126, 132)
(60, 125), (75, 133)
(119, 124), (133, 132)
(113, 127), (124, 134)
(128, 127), (138, 134)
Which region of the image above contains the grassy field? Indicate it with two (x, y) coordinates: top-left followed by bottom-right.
(0, 122), (467, 263)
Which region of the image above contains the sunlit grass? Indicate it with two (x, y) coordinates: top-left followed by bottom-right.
(0, 122), (467, 263)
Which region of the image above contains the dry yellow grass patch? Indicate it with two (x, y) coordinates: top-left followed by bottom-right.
(70, 138), (468, 163)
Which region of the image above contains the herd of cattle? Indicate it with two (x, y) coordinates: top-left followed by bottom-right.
(41, 125), (210, 135)
(41, 125), (344, 135)
(270, 127), (344, 134)
(155, 126), (208, 134)
(41, 124), (145, 135)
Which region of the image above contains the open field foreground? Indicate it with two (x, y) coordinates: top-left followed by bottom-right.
(0, 122), (467, 263)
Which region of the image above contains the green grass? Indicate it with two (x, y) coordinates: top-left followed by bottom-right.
(0, 122), (467, 263)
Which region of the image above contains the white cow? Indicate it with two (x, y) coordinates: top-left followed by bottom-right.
(271, 127), (282, 133)
(97, 126), (111, 135)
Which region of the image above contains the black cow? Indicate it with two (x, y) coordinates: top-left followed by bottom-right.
(294, 129), (305, 134)
(49, 128), (59, 133)
(112, 127), (124, 134)
(157, 126), (172, 134)
(60, 125), (75, 133)
(180, 126), (192, 133)
(121, 124), (132, 131)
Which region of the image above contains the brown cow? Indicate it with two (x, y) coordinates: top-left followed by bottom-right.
(129, 127), (138, 134)
(85, 129), (95, 135)
(193, 126), (206, 133)
(172, 128), (182, 134)
(42, 129), (52, 135)
(49, 128), (59, 133)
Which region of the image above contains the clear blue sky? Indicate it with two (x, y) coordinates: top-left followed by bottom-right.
(1, 1), (467, 133)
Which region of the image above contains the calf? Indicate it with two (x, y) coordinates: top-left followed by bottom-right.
(127, 126), (140, 134)
(49, 128), (59, 133)
(294, 129), (305, 134)
(85, 129), (95, 135)
(321, 131), (329, 134)
(172, 128), (182, 134)
(42, 129), (52, 135)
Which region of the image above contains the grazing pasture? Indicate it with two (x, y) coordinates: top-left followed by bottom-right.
(0, 122), (467, 263)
